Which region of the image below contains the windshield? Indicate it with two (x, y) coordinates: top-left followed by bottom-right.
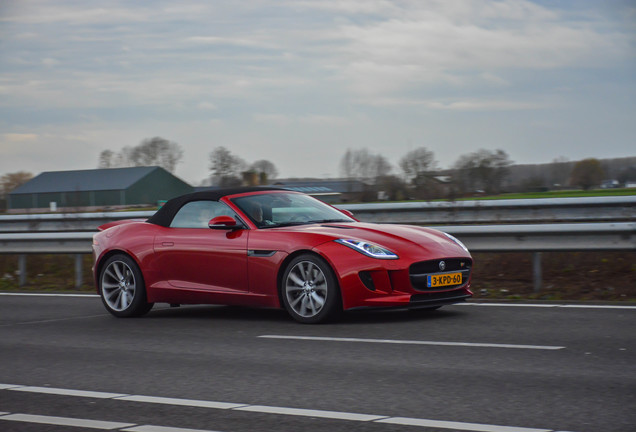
(231, 192), (354, 228)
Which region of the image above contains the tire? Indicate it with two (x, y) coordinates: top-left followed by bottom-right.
(281, 254), (341, 324)
(99, 254), (153, 318)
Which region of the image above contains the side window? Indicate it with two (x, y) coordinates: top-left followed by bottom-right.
(170, 201), (238, 228)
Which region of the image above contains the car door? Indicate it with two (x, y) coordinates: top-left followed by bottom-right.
(153, 200), (249, 293)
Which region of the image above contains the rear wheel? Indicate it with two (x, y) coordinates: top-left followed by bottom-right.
(99, 254), (153, 317)
(281, 254), (341, 324)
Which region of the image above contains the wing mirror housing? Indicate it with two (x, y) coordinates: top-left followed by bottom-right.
(339, 208), (355, 218)
(208, 216), (243, 230)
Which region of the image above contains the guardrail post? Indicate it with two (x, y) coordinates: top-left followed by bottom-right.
(533, 252), (542, 293)
(18, 254), (27, 287)
(74, 254), (83, 290)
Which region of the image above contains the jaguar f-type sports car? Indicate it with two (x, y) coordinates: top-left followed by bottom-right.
(93, 187), (472, 323)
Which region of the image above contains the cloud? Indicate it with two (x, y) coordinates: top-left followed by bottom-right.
(361, 97), (545, 111)
(332, 1), (630, 100)
(3, 133), (38, 142)
(253, 114), (349, 126)
(197, 102), (218, 111)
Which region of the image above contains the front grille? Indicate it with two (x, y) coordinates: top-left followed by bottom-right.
(409, 258), (472, 291)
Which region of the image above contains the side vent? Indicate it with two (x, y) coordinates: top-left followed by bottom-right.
(359, 271), (376, 291)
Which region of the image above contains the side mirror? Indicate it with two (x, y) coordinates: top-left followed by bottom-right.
(208, 215), (242, 230)
(339, 208), (354, 218)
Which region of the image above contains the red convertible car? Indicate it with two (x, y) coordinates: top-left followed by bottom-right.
(93, 187), (473, 323)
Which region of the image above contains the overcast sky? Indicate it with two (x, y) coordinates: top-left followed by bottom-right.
(1, 0), (635, 185)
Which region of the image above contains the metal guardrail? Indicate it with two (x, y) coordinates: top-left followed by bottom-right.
(341, 196), (636, 225)
(1, 223), (634, 254)
(0, 196), (634, 232)
(0, 232), (94, 254)
(0, 211), (154, 233)
(1, 223), (634, 291)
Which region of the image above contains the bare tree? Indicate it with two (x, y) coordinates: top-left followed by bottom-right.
(251, 159), (279, 184)
(398, 147), (440, 198)
(339, 148), (392, 183)
(209, 146), (247, 187)
(373, 154), (392, 179)
(98, 150), (116, 168)
(453, 149), (513, 195)
(97, 137), (184, 173)
(130, 137), (184, 173)
(340, 149), (355, 179)
(1, 171), (33, 197)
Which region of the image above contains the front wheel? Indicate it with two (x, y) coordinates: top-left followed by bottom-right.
(281, 254), (341, 324)
(99, 254), (153, 317)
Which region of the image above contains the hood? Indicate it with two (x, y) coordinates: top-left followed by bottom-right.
(272, 222), (469, 257)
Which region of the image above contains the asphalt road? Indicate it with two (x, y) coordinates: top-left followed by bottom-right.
(0, 293), (634, 432)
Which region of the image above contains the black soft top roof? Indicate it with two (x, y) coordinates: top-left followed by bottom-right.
(146, 186), (285, 227)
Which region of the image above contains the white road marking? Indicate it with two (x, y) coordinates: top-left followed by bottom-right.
(560, 304), (636, 310)
(0, 413), (135, 429)
(0, 383), (575, 432)
(259, 335), (565, 350)
(456, 303), (558, 308)
(456, 303), (636, 310)
(377, 417), (551, 432)
(234, 405), (386, 421)
(0, 292), (99, 298)
(123, 425), (222, 432)
(115, 395), (246, 410)
(0, 314), (109, 328)
(10, 385), (126, 399)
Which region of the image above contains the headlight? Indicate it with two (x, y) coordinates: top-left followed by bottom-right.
(443, 232), (469, 253)
(335, 239), (398, 259)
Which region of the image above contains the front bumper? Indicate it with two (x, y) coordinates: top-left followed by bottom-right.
(316, 242), (473, 311)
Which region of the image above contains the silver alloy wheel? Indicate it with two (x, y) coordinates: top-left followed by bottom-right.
(285, 260), (328, 318)
(101, 260), (137, 312)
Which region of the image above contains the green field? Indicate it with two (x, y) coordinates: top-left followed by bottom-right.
(451, 188), (636, 201)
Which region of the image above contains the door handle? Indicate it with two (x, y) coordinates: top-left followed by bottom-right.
(162, 242), (174, 247)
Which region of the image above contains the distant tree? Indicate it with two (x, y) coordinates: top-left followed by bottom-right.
(339, 148), (393, 201)
(399, 147), (440, 199)
(399, 147), (438, 182)
(97, 137), (184, 173)
(0, 171), (33, 197)
(375, 175), (409, 201)
(570, 158), (604, 190)
(547, 156), (571, 189)
(129, 137), (184, 173)
(453, 149), (513, 195)
(618, 165), (636, 185)
(98, 150), (116, 168)
(340, 149), (355, 180)
(250, 160), (279, 184)
(339, 148), (392, 183)
(209, 146), (247, 187)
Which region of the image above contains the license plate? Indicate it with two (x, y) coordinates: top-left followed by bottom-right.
(427, 272), (462, 288)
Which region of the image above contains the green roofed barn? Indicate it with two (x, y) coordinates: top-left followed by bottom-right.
(8, 166), (193, 212)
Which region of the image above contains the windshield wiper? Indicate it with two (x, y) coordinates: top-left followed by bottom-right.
(308, 219), (353, 224)
(264, 221), (312, 228)
(263, 219), (353, 229)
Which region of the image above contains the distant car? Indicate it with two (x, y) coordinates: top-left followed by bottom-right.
(92, 187), (473, 323)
